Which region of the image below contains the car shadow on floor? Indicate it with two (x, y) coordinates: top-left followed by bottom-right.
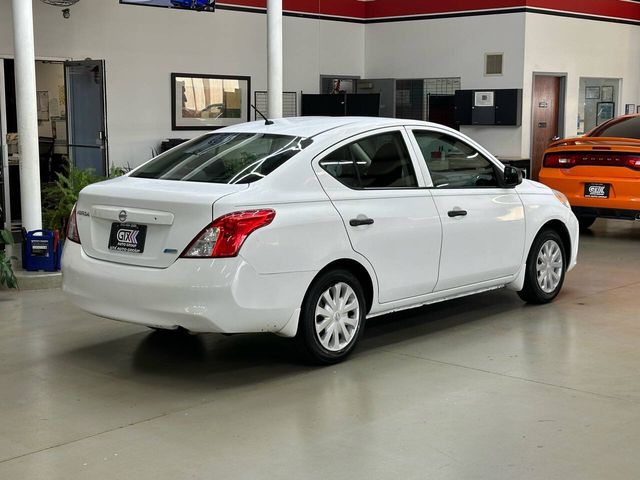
(63, 288), (525, 389)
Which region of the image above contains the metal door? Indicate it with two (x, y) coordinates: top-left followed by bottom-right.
(65, 60), (108, 176)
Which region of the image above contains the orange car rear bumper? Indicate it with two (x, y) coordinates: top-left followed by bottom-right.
(539, 166), (640, 218)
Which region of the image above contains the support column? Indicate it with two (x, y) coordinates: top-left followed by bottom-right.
(11, 0), (42, 231)
(267, 0), (283, 119)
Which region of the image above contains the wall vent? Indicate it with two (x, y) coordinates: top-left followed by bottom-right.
(485, 53), (504, 76)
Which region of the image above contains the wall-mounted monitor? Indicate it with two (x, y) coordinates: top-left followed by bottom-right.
(120, 0), (215, 12)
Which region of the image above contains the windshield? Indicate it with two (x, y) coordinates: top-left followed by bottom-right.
(131, 133), (306, 184)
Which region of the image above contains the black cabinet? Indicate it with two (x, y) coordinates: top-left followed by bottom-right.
(455, 89), (522, 126)
(495, 89), (522, 126)
(454, 90), (473, 125)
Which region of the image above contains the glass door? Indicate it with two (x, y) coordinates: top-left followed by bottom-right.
(0, 59), (11, 231)
(65, 60), (108, 176)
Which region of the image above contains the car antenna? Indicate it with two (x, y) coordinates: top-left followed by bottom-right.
(251, 104), (274, 125)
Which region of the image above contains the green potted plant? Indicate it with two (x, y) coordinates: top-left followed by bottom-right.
(0, 228), (17, 289)
(42, 166), (105, 232)
(42, 164), (129, 232)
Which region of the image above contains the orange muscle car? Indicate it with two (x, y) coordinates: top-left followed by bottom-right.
(539, 114), (640, 229)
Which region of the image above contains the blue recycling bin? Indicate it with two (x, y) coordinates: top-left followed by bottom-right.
(22, 229), (62, 272)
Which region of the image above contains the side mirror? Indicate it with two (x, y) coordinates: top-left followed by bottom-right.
(503, 165), (523, 187)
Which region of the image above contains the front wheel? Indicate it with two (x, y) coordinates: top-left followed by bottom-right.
(517, 229), (566, 304)
(296, 269), (366, 365)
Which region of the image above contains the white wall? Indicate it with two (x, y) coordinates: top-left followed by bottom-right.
(522, 13), (640, 159)
(0, 0), (365, 168)
(364, 13), (527, 158)
(2, 2), (639, 168)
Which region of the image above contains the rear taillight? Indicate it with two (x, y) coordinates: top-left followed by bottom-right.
(543, 152), (640, 170)
(66, 204), (81, 244)
(181, 209), (275, 258)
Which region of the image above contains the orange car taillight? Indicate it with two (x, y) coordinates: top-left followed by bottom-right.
(544, 152), (640, 171)
(181, 209), (276, 258)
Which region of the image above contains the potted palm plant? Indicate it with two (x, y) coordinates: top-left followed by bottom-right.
(0, 228), (17, 289)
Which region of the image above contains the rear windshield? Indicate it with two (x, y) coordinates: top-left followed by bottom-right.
(131, 133), (305, 184)
(590, 116), (640, 140)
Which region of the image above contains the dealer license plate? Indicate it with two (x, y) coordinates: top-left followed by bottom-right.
(108, 223), (147, 253)
(584, 183), (610, 199)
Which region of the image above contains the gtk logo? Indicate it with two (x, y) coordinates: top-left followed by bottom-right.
(117, 228), (139, 244)
(588, 185), (606, 196)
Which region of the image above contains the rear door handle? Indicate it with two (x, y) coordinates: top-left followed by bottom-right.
(448, 209), (468, 218)
(349, 217), (374, 227)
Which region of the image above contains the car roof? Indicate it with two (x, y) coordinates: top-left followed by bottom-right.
(218, 116), (433, 138)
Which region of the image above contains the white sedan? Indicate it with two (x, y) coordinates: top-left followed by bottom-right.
(62, 117), (579, 364)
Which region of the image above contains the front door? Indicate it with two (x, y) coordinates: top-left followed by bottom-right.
(409, 128), (525, 292)
(65, 60), (108, 176)
(531, 75), (562, 180)
(313, 128), (442, 303)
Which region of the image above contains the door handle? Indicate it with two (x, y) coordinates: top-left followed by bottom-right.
(448, 209), (468, 218)
(349, 217), (374, 227)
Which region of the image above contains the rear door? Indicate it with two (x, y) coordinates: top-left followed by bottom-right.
(65, 60), (108, 176)
(408, 128), (525, 292)
(313, 128), (442, 303)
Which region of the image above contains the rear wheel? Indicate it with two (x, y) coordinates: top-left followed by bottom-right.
(577, 215), (596, 230)
(296, 269), (366, 365)
(518, 229), (566, 304)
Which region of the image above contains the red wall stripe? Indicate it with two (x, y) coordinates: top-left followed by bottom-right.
(217, 0), (640, 22)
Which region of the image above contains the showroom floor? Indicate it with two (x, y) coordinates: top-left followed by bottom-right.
(1, 219), (639, 479)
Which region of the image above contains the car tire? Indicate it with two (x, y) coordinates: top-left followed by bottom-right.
(577, 215), (596, 231)
(517, 229), (566, 304)
(296, 269), (366, 365)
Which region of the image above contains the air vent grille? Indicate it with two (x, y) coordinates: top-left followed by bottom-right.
(485, 53), (504, 76)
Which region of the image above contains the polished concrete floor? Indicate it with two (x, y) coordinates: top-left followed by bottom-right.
(1, 219), (640, 479)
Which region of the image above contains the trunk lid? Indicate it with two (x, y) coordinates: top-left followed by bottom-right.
(75, 176), (247, 268)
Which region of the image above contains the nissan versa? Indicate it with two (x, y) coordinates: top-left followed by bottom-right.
(62, 117), (579, 364)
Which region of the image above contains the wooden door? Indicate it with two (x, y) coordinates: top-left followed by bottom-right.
(531, 76), (561, 180)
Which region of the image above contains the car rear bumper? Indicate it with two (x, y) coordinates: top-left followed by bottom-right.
(572, 206), (640, 221)
(61, 242), (311, 335)
(539, 167), (640, 212)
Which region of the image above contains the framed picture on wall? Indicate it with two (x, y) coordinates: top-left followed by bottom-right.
(601, 86), (614, 102)
(585, 86), (600, 100)
(171, 73), (251, 131)
(625, 104), (636, 115)
(637, 105), (640, 114)
(596, 102), (615, 125)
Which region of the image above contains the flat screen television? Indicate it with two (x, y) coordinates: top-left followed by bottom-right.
(120, 0), (215, 12)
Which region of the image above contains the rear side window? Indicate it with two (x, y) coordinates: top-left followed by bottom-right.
(131, 133), (305, 184)
(591, 116), (640, 140)
(319, 131), (418, 189)
(413, 130), (499, 188)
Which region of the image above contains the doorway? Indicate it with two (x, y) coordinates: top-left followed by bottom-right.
(530, 74), (565, 180)
(0, 58), (107, 232)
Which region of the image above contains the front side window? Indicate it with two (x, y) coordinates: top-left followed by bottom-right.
(131, 133), (304, 184)
(413, 131), (499, 188)
(319, 131), (418, 189)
